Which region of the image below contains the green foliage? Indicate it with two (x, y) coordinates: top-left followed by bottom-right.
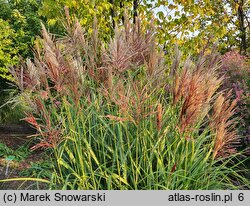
(0, 19), (18, 80)
(39, 0), (146, 40)
(151, 0), (250, 56)
(0, 143), (31, 162)
(20, 160), (53, 179)
(0, 0), (42, 81)
(39, 0), (114, 38)
(0, 0), (42, 57)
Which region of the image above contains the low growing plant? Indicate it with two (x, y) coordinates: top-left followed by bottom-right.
(0, 143), (31, 162)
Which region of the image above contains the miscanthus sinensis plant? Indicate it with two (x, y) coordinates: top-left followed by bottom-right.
(8, 14), (249, 189)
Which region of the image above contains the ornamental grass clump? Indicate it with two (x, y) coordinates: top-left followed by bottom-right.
(8, 15), (249, 189)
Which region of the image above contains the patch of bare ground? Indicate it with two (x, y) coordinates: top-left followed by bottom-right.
(0, 131), (49, 189)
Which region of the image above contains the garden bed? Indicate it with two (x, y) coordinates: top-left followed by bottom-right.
(0, 127), (48, 189)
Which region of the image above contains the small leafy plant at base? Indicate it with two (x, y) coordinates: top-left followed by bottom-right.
(20, 160), (53, 180)
(0, 143), (31, 162)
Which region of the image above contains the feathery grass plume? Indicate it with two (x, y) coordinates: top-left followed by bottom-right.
(172, 50), (224, 135)
(145, 34), (164, 77)
(41, 24), (66, 93)
(22, 114), (40, 131)
(105, 115), (136, 124)
(102, 77), (155, 125)
(157, 103), (163, 131)
(170, 44), (182, 77)
(179, 70), (206, 134)
(14, 59), (41, 90)
(102, 17), (155, 74)
(102, 26), (133, 73)
(210, 92), (239, 159)
(131, 81), (156, 123)
(64, 6), (72, 32)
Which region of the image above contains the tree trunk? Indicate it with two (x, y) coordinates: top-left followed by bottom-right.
(109, 0), (115, 29)
(120, 1), (125, 25)
(238, 1), (247, 54)
(133, 0), (138, 24)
